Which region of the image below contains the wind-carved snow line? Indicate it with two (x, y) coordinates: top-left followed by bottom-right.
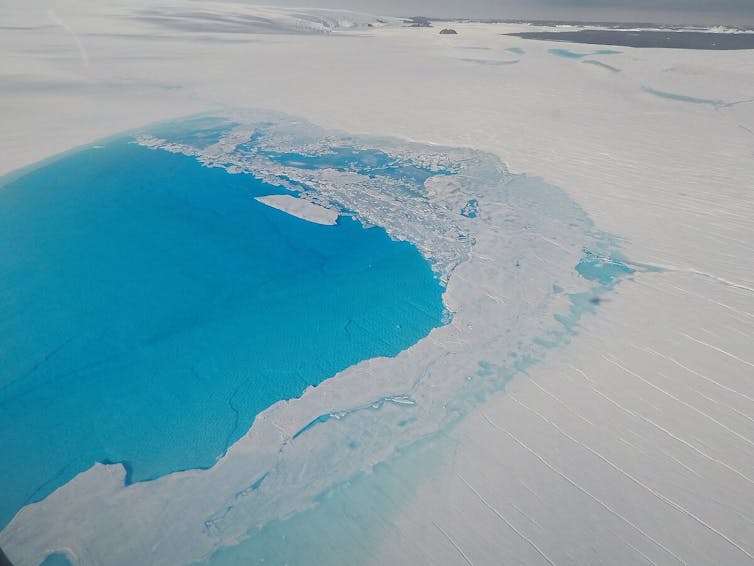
(456, 473), (556, 566)
(510, 394), (754, 562)
(685, 384), (754, 426)
(526, 375), (596, 426)
(664, 283), (754, 320)
(567, 364), (754, 485)
(632, 261), (754, 294)
(481, 412), (687, 565)
(680, 333), (754, 370)
(639, 353), (754, 427)
(602, 355), (754, 448)
(634, 344), (754, 404)
(432, 521), (475, 566)
(604, 429), (704, 480)
(618, 535), (661, 566)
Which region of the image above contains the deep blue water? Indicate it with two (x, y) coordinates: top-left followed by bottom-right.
(0, 138), (445, 529)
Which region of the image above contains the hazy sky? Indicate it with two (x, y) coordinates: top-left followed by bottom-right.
(250, 0), (754, 25)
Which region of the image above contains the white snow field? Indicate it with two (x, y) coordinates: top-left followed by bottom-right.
(1, 2), (753, 565)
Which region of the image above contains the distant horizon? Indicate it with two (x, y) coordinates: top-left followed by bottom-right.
(9, 0), (754, 28)
(226, 0), (754, 28)
(406, 15), (754, 28)
(365, 13), (753, 29)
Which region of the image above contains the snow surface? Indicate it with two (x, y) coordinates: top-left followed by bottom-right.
(1, 3), (753, 565)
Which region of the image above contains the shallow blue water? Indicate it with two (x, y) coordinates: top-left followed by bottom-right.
(576, 250), (635, 285)
(0, 138), (445, 529)
(549, 48), (621, 59)
(39, 553), (72, 566)
(460, 199), (479, 218)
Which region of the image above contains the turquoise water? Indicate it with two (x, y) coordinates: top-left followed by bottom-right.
(460, 199), (479, 218)
(39, 553), (72, 566)
(576, 250), (635, 285)
(549, 48), (621, 59)
(0, 138), (445, 529)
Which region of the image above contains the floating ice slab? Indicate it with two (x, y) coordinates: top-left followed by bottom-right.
(255, 194), (339, 225)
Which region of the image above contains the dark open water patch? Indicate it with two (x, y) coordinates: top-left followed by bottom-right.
(507, 30), (754, 50)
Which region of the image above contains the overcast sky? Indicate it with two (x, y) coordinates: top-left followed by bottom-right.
(248, 0), (754, 25)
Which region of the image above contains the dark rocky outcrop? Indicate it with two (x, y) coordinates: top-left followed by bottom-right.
(440, 28), (458, 35)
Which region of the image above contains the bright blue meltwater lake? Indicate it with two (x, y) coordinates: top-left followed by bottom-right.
(0, 135), (445, 529)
